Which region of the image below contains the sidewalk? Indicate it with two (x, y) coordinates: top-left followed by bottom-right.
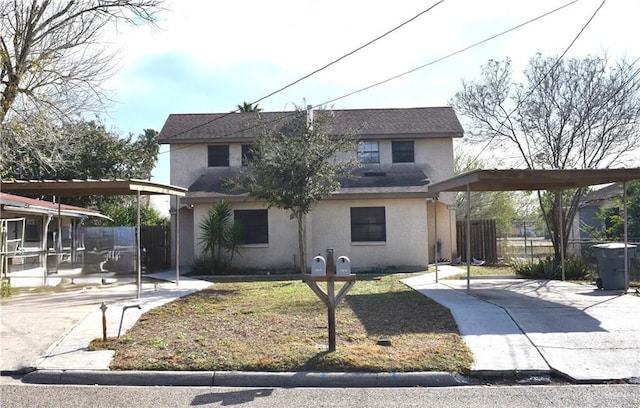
(4, 267), (640, 386)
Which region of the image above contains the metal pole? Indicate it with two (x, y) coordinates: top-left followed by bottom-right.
(175, 196), (180, 286)
(466, 183), (471, 294)
(558, 192), (565, 281)
(434, 197), (438, 283)
(623, 181), (629, 292)
(136, 190), (141, 299)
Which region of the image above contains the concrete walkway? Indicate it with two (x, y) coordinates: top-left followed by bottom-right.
(402, 265), (640, 382)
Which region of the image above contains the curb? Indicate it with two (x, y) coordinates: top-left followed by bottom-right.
(22, 370), (471, 388)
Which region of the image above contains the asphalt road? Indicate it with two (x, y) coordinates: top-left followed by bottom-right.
(2, 383), (640, 407)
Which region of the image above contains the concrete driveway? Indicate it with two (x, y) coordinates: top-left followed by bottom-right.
(404, 269), (640, 382)
(1, 273), (212, 374)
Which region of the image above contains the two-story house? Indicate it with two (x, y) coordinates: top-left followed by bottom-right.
(159, 106), (463, 273)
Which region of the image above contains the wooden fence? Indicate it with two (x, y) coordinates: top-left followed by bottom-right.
(456, 219), (498, 263)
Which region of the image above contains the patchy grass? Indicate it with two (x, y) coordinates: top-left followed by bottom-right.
(90, 273), (473, 373)
(444, 265), (517, 279)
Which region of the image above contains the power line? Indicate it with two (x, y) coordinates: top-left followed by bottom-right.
(320, 0), (580, 106)
(162, 1), (446, 141)
(470, 0), (607, 164)
(160, 0), (582, 155)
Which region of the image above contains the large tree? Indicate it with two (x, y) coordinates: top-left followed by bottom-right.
(0, 0), (164, 124)
(1, 119), (162, 223)
(0, 1), (163, 176)
(231, 107), (359, 274)
(452, 54), (640, 263)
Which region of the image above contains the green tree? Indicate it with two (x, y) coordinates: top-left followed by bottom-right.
(1, 120), (161, 223)
(236, 102), (262, 112)
(452, 53), (640, 264)
(594, 181), (640, 240)
(454, 147), (516, 236)
(231, 106), (359, 274)
(100, 198), (168, 227)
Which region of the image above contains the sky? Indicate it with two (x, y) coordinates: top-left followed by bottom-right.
(99, 0), (640, 212)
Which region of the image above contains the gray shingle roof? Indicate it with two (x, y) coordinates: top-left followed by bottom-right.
(186, 169), (429, 199)
(158, 107), (463, 143)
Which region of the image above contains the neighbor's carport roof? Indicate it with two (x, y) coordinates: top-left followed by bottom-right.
(0, 179), (187, 197)
(426, 168), (640, 196)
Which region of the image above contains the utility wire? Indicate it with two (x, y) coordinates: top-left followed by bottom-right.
(160, 0), (582, 154)
(320, 0), (580, 106)
(163, 1), (446, 141)
(469, 0), (607, 164)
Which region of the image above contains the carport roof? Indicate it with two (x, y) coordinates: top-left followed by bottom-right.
(426, 168), (640, 196)
(0, 179), (187, 197)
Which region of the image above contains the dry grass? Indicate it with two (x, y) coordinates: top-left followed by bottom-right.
(90, 272), (473, 373)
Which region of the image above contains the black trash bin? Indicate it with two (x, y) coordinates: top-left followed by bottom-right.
(592, 243), (636, 290)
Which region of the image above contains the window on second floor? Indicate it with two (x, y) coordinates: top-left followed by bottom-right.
(234, 209), (269, 244)
(392, 141), (414, 163)
(351, 207), (386, 242)
(241, 144), (255, 166)
(357, 141), (379, 164)
(208, 145), (229, 167)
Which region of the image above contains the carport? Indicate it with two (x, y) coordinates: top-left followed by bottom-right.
(0, 179), (187, 298)
(427, 168), (640, 293)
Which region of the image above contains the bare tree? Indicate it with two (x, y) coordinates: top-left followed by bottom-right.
(0, 0), (164, 124)
(452, 53), (640, 263)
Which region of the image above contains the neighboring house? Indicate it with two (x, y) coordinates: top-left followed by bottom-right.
(0, 192), (102, 286)
(159, 107), (464, 272)
(570, 183), (623, 242)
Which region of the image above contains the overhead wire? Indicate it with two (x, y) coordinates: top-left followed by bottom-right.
(469, 0), (608, 163)
(160, 0), (583, 155)
(162, 0), (446, 142)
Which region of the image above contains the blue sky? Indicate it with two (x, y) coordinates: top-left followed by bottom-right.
(100, 0), (640, 211)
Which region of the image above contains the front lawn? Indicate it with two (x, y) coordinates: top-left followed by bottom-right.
(91, 272), (473, 373)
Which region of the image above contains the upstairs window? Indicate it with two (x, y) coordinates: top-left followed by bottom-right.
(357, 141), (379, 164)
(208, 145), (229, 167)
(234, 209), (269, 244)
(241, 144), (255, 166)
(392, 141), (414, 163)
(351, 207), (386, 242)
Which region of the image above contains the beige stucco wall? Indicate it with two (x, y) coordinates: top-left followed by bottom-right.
(309, 198), (428, 271)
(190, 202), (299, 270)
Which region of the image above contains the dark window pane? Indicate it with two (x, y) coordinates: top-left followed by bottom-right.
(208, 145), (229, 167)
(351, 207), (386, 242)
(392, 141), (414, 163)
(234, 209), (268, 244)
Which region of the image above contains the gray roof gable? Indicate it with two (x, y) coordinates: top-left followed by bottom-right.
(158, 106), (464, 143)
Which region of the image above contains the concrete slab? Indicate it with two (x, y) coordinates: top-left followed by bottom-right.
(1, 272), (212, 373)
(407, 270), (640, 382)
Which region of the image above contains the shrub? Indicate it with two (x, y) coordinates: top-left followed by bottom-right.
(1, 278), (11, 298)
(511, 256), (588, 280)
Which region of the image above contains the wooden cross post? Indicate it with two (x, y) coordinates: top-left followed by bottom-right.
(304, 250), (356, 352)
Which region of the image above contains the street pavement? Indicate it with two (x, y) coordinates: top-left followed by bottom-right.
(1, 267), (639, 386)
